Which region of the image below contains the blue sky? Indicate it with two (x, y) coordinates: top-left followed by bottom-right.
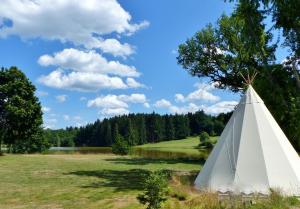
(0, 0), (286, 129)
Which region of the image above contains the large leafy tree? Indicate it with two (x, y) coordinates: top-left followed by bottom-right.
(0, 66), (48, 153)
(177, 1), (300, 150)
(229, 0), (300, 87)
(177, 12), (276, 92)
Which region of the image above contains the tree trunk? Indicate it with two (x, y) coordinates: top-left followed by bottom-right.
(292, 59), (300, 89)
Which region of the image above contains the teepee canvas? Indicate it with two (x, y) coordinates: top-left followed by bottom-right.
(195, 85), (300, 195)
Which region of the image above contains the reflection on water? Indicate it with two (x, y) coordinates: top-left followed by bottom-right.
(46, 146), (208, 160)
(46, 147), (112, 154)
(131, 148), (208, 160)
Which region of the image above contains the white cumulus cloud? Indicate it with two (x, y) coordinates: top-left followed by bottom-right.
(38, 48), (140, 77)
(99, 107), (129, 116)
(154, 99), (172, 108)
(37, 48), (146, 92)
(174, 94), (185, 103)
(0, 0), (149, 57)
(126, 77), (145, 88)
(88, 93), (148, 117)
(204, 101), (238, 114)
(88, 95), (129, 109)
(38, 70), (128, 92)
(175, 82), (220, 103)
(144, 102), (150, 108)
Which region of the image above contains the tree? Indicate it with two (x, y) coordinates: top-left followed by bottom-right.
(199, 131), (210, 143)
(199, 131), (214, 149)
(101, 119), (112, 146)
(112, 124), (130, 155)
(126, 118), (138, 146)
(137, 171), (169, 209)
(146, 113), (162, 143)
(229, 0), (300, 88)
(177, 3), (300, 150)
(173, 114), (189, 139)
(164, 115), (175, 140)
(68, 112), (229, 148)
(177, 13), (275, 92)
(0, 67), (48, 153)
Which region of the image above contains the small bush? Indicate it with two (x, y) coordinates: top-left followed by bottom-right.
(198, 131), (214, 150)
(112, 135), (130, 155)
(137, 170), (169, 209)
(199, 131), (210, 143)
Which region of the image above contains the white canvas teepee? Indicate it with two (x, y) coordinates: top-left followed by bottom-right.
(195, 85), (300, 195)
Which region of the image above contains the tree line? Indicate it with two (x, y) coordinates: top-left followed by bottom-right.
(44, 111), (232, 147)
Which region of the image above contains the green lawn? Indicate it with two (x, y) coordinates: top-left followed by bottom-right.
(0, 154), (201, 209)
(136, 136), (218, 156)
(0, 138), (298, 209)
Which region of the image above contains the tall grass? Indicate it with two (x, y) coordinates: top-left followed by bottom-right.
(165, 173), (300, 209)
(182, 191), (299, 209)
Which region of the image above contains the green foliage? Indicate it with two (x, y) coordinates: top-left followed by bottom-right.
(43, 127), (78, 147)
(254, 66), (300, 150)
(0, 67), (47, 153)
(12, 129), (50, 153)
(138, 116), (147, 144)
(199, 131), (210, 143)
(73, 111), (227, 148)
(112, 136), (130, 155)
(103, 121), (112, 146)
(198, 131), (214, 149)
(173, 114), (190, 139)
(177, 13), (275, 92)
(165, 115), (175, 140)
(229, 0), (300, 56)
(137, 171), (169, 209)
(126, 119), (138, 146)
(112, 124), (130, 155)
(177, 0), (300, 150)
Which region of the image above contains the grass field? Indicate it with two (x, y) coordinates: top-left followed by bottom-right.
(138, 136), (218, 153)
(0, 154), (200, 209)
(1, 137), (299, 209)
(134, 136), (217, 158)
(137, 136), (201, 155)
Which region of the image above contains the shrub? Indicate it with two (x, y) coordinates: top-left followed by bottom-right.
(137, 170), (169, 209)
(198, 131), (214, 150)
(112, 134), (130, 155)
(199, 131), (210, 143)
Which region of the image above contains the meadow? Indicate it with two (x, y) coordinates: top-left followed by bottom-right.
(0, 154), (200, 209)
(0, 137), (299, 209)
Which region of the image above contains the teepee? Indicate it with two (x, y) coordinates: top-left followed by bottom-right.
(195, 85), (300, 195)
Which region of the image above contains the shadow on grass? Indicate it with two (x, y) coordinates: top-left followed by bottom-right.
(105, 157), (205, 166)
(67, 168), (200, 191)
(68, 169), (150, 191)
